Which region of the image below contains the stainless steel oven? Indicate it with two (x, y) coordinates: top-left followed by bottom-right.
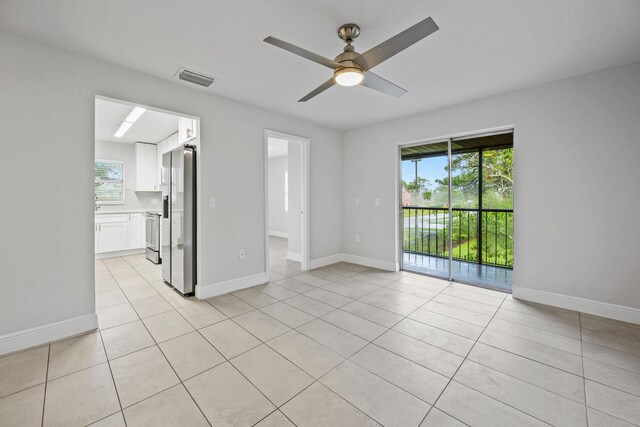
(145, 212), (161, 264)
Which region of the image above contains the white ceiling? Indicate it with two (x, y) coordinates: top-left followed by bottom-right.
(95, 98), (178, 144)
(2, 0), (640, 130)
(268, 137), (288, 158)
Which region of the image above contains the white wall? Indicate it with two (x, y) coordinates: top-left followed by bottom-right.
(0, 31), (342, 344)
(287, 142), (303, 258)
(268, 156), (288, 236)
(342, 61), (640, 315)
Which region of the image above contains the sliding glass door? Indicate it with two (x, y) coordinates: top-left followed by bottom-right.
(400, 131), (513, 291)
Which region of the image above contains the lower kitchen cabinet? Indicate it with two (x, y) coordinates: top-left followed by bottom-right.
(95, 212), (146, 254)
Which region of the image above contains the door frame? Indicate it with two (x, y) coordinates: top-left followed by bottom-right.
(395, 125), (515, 284)
(263, 129), (310, 278)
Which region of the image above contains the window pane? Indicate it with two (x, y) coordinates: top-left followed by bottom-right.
(482, 148), (513, 209)
(95, 182), (123, 202)
(450, 151), (479, 209)
(95, 161), (123, 181)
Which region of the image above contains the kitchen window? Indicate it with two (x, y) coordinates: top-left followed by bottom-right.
(95, 160), (124, 203)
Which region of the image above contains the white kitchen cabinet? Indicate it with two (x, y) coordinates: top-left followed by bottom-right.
(178, 116), (197, 143)
(96, 222), (128, 253)
(127, 213), (145, 249)
(135, 142), (158, 191)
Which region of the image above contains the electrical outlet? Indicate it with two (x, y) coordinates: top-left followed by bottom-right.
(354, 235), (360, 243)
(374, 198), (380, 207)
(151, 198), (158, 205)
(238, 249), (245, 260)
(209, 197), (216, 208)
(355, 198), (360, 206)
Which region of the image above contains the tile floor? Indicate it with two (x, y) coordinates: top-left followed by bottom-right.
(1, 237), (639, 426)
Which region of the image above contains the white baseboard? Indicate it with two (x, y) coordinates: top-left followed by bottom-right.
(287, 251), (302, 262)
(341, 254), (398, 271)
(196, 272), (269, 300)
(306, 253), (397, 272)
(95, 248), (145, 260)
(513, 287), (640, 325)
(0, 313), (98, 356)
(307, 254), (345, 270)
(269, 230), (289, 238)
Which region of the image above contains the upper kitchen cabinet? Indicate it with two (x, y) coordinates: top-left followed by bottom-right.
(178, 116), (197, 143)
(135, 142), (158, 191)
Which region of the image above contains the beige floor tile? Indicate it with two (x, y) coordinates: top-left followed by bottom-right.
(351, 344), (449, 404)
(260, 302), (314, 328)
(321, 309), (388, 341)
(253, 283), (298, 300)
(110, 346), (180, 408)
(304, 288), (353, 308)
(101, 320), (155, 360)
(435, 381), (547, 427)
(441, 285), (505, 307)
(129, 295), (173, 318)
(321, 360), (430, 426)
(233, 310), (291, 341)
(501, 299), (579, 325)
(96, 281), (120, 294)
(283, 294), (335, 317)
(177, 301), (226, 329)
(374, 330), (463, 377)
(431, 293), (499, 316)
(351, 272), (396, 286)
(274, 278), (317, 294)
(205, 293), (254, 317)
(0, 345), (49, 398)
(454, 360), (587, 426)
(97, 302), (139, 330)
(468, 342), (585, 403)
(293, 274), (331, 287)
(232, 344), (314, 406)
(89, 411), (126, 426)
(48, 332), (106, 380)
(583, 341), (640, 374)
(297, 319), (367, 358)
(495, 307), (581, 339)
(358, 293), (416, 316)
(161, 290), (198, 310)
(142, 310), (194, 343)
(114, 275), (148, 289)
(123, 384), (208, 427)
(96, 289), (129, 309)
(487, 318), (583, 355)
(159, 331), (225, 380)
(321, 282), (370, 299)
(587, 407), (636, 427)
(582, 327), (640, 357)
(255, 410), (295, 426)
(422, 300), (493, 326)
(409, 308), (484, 340)
(43, 363), (120, 426)
(420, 408), (466, 426)
(200, 319), (261, 359)
(233, 288), (280, 308)
(584, 357), (640, 397)
(335, 276), (381, 293)
(267, 330), (344, 379)
(393, 318), (475, 357)
(479, 328), (583, 375)
(341, 300), (404, 328)
(586, 379), (640, 425)
(185, 362), (275, 427)
(281, 382), (378, 427)
(0, 384), (44, 427)
(372, 287), (430, 308)
(121, 285), (157, 301)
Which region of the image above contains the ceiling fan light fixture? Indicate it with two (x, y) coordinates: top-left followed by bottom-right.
(334, 67), (364, 87)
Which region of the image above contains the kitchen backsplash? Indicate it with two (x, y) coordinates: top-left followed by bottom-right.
(97, 189), (162, 213)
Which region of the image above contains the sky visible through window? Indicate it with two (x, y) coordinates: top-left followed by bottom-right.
(402, 156), (448, 190)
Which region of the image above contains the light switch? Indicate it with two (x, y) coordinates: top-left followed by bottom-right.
(151, 198), (158, 205)
(209, 197), (216, 208)
(374, 198), (380, 207)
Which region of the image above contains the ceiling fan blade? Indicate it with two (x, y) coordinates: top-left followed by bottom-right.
(362, 71), (407, 97)
(298, 77), (336, 102)
(264, 36), (341, 69)
(357, 17), (439, 70)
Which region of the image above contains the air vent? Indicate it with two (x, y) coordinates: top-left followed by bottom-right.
(175, 67), (215, 87)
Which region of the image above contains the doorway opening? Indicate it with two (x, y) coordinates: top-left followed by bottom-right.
(94, 95), (201, 327)
(399, 130), (514, 292)
(264, 130), (309, 276)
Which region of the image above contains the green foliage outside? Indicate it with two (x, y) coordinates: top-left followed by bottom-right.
(402, 147), (514, 268)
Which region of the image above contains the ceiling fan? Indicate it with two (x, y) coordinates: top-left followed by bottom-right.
(264, 17), (439, 102)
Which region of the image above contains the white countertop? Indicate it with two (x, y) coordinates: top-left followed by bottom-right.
(95, 209), (149, 215)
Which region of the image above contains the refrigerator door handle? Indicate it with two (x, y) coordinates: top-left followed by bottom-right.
(163, 196), (169, 218)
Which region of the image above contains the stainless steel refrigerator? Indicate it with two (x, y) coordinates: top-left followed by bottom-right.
(161, 145), (196, 295)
